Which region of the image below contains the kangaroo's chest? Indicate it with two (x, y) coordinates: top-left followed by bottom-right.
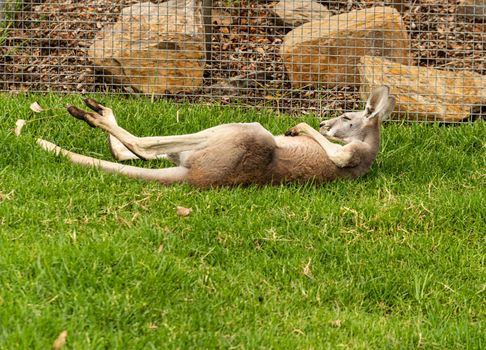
(271, 136), (339, 183)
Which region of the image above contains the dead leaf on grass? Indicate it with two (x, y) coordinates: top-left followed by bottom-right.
(30, 101), (45, 113)
(148, 323), (158, 330)
(52, 330), (67, 350)
(158, 243), (164, 253)
(176, 206), (192, 217)
(292, 328), (305, 335)
(0, 191), (14, 201)
(303, 258), (313, 278)
(15, 119), (26, 136)
(331, 319), (342, 328)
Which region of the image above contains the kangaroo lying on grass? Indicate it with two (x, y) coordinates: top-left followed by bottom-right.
(37, 86), (395, 188)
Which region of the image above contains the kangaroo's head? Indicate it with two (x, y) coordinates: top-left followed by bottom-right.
(320, 86), (396, 143)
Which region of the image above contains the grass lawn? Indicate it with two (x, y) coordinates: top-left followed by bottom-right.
(0, 94), (484, 349)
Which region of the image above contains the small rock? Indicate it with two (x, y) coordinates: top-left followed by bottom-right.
(271, 0), (330, 28)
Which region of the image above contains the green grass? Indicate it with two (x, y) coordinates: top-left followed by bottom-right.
(0, 93), (485, 349)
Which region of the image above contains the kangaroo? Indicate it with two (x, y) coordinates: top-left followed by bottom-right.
(37, 86), (395, 188)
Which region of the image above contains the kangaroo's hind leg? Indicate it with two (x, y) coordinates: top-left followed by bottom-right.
(109, 135), (185, 164)
(97, 106), (179, 163)
(108, 130), (179, 162)
(68, 99), (241, 162)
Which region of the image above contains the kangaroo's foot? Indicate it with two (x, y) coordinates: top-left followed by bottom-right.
(67, 99), (117, 129)
(66, 100), (216, 161)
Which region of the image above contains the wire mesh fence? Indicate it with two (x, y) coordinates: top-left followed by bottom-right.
(0, 0), (485, 122)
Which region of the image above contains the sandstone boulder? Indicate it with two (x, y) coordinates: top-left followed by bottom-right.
(359, 56), (486, 122)
(280, 6), (411, 88)
(88, 0), (207, 94)
(271, 0), (330, 28)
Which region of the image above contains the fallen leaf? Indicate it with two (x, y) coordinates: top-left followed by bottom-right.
(15, 119), (26, 136)
(30, 101), (45, 113)
(292, 328), (305, 335)
(176, 206), (192, 217)
(303, 258), (313, 278)
(52, 330), (67, 350)
(331, 319), (342, 328)
(158, 243), (164, 253)
(70, 230), (77, 243)
(0, 192), (14, 201)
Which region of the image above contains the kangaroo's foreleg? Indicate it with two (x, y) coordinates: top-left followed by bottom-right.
(37, 139), (188, 184)
(286, 123), (366, 168)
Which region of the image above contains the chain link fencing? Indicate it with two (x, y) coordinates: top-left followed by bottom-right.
(1, 0), (484, 122)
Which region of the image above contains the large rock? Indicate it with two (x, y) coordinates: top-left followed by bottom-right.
(88, 0), (206, 94)
(271, 0), (330, 28)
(359, 56), (486, 122)
(457, 0), (486, 21)
(280, 6), (411, 88)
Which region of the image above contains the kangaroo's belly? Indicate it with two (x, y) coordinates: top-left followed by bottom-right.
(270, 136), (341, 183)
(186, 133), (345, 187)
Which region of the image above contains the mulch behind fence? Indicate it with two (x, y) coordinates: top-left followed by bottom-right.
(1, 0), (484, 115)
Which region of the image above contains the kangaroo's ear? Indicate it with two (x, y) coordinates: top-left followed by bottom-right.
(364, 86), (395, 121)
(380, 97), (396, 122)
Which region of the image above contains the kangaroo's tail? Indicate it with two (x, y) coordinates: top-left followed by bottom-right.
(37, 139), (187, 185)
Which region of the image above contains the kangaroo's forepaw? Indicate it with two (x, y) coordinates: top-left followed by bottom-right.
(285, 127), (299, 137)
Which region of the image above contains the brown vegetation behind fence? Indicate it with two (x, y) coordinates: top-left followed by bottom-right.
(1, 0), (485, 121)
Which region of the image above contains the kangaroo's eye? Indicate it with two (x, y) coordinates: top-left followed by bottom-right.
(342, 116), (351, 121)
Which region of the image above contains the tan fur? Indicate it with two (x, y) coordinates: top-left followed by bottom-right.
(37, 86), (395, 188)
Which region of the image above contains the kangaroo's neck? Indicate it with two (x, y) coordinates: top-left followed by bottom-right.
(363, 124), (381, 154)
(351, 124), (381, 176)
